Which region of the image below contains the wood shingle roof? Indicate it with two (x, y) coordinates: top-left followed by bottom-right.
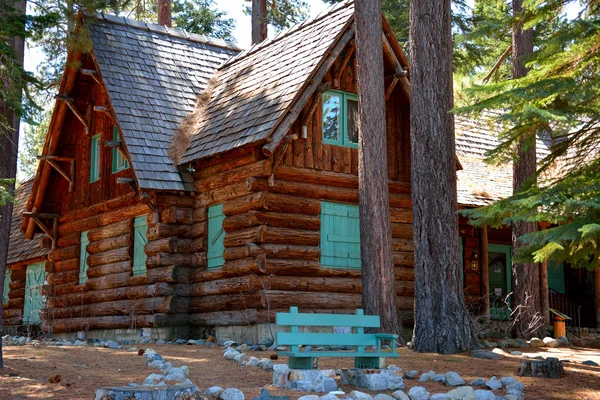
(179, 1), (355, 163)
(87, 13), (240, 191)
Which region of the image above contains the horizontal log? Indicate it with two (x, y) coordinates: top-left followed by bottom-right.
(87, 246), (131, 268)
(146, 252), (206, 268)
(87, 234), (132, 255)
(192, 206), (207, 223)
(223, 243), (263, 261)
(87, 219), (133, 242)
(85, 266), (185, 291)
(156, 193), (195, 208)
(42, 282), (84, 297)
(8, 288), (24, 299)
(222, 192), (268, 216)
(190, 237), (207, 252)
(265, 193), (321, 215)
(193, 152), (258, 180)
(3, 317), (23, 326)
(389, 193), (412, 209)
(189, 309), (261, 326)
(145, 237), (178, 255)
(2, 308), (22, 318)
(189, 292), (262, 313)
(47, 270), (78, 285)
(264, 227), (320, 246)
(44, 314), (153, 333)
(53, 258), (78, 272)
(391, 223), (413, 239)
(160, 206), (193, 224)
(59, 203), (148, 235)
(189, 221), (207, 239)
(273, 180), (357, 203)
(190, 256), (265, 282)
(7, 298), (24, 309)
(48, 296), (177, 319)
(260, 244), (320, 260)
(8, 280), (25, 291)
(392, 238), (414, 251)
(393, 251), (415, 266)
(195, 178), (268, 207)
(59, 193), (138, 223)
(195, 160), (272, 193)
(146, 223), (190, 241)
(7, 270), (25, 281)
(256, 211), (320, 231)
(390, 207), (413, 224)
(223, 225), (267, 247)
(86, 260), (132, 278)
(48, 246), (78, 263)
(260, 290), (414, 311)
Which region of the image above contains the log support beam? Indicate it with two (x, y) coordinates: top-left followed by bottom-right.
(94, 105), (114, 122)
(23, 212), (59, 248)
(36, 155), (75, 192)
(381, 33), (410, 101)
(55, 94), (90, 135)
(333, 40), (355, 89)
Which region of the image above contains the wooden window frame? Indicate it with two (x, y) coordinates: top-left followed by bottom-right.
(133, 215), (148, 276)
(90, 133), (101, 182)
(79, 231), (90, 285)
(112, 126), (129, 173)
(322, 90), (359, 149)
(319, 201), (361, 269)
(207, 204), (225, 270)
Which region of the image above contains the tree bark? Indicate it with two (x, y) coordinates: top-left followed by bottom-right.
(409, 0), (477, 353)
(158, 0), (172, 27)
(594, 269), (600, 329)
(511, 0), (542, 339)
(0, 0), (26, 368)
(355, 0), (402, 341)
(251, 0), (267, 45)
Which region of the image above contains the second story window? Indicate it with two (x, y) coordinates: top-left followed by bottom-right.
(112, 126), (129, 173)
(90, 134), (101, 182)
(322, 90), (359, 148)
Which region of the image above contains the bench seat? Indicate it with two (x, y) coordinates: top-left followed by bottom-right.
(278, 351), (398, 358)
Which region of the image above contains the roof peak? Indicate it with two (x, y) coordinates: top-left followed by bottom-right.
(86, 11), (243, 52)
(220, 0), (354, 69)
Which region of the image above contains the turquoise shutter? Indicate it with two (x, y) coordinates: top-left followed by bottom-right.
(3, 268), (11, 303)
(90, 134), (101, 182)
(112, 127), (129, 173)
(133, 216), (148, 276)
(79, 231), (89, 285)
(320, 202), (361, 269)
(207, 204), (225, 269)
(548, 261), (565, 294)
(23, 263), (46, 324)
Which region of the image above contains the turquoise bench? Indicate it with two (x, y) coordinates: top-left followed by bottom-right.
(275, 306), (399, 369)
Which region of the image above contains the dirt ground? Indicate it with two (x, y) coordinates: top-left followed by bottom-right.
(1, 344), (599, 400)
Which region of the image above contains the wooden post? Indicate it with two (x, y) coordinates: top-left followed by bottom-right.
(594, 269), (600, 330)
(480, 225), (490, 321)
(540, 259), (549, 326)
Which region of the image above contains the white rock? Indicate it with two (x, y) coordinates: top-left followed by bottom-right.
(418, 370), (436, 382)
(447, 386), (476, 400)
(446, 371), (465, 386)
(407, 386), (430, 400)
(142, 373), (163, 386)
(529, 338), (544, 348)
(474, 390), (495, 400)
(164, 371), (186, 382)
(349, 390), (373, 400)
(220, 388), (245, 400)
(374, 394), (395, 400)
(430, 394), (452, 400)
(223, 348), (240, 360)
(205, 386), (224, 398)
(319, 394), (340, 400)
(391, 391), (410, 400)
(147, 360), (164, 368)
(159, 362), (172, 374)
(180, 365), (189, 377)
(485, 376), (502, 391)
(543, 337), (558, 348)
(298, 396), (320, 400)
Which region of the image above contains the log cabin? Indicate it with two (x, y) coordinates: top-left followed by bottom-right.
(2, 180), (50, 333)
(7, 0), (597, 340)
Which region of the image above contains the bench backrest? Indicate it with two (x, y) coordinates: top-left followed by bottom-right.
(275, 307), (381, 352)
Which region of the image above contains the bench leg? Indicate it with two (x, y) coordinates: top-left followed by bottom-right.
(354, 357), (385, 369)
(289, 357), (317, 370)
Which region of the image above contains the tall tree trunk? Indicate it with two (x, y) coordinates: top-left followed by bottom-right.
(594, 268), (600, 329)
(409, 0), (477, 353)
(158, 0), (172, 27)
(355, 0), (402, 341)
(511, 0), (542, 339)
(0, 0), (26, 369)
(251, 0), (267, 45)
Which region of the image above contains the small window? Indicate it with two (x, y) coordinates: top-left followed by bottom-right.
(320, 201), (361, 269)
(90, 134), (101, 182)
(133, 216), (148, 276)
(112, 127), (129, 173)
(23, 262), (46, 325)
(207, 204), (225, 269)
(322, 90), (359, 148)
(79, 231), (89, 285)
(3, 268), (11, 304)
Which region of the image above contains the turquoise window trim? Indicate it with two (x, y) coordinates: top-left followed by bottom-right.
(112, 127), (129, 173)
(79, 231), (89, 285)
(23, 262), (46, 325)
(3, 268), (11, 303)
(133, 215), (148, 276)
(320, 201), (361, 269)
(322, 90), (359, 149)
(90, 133), (101, 182)
(207, 204), (225, 270)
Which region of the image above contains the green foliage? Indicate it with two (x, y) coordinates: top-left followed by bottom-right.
(173, 0), (235, 40)
(0, 178), (14, 206)
(243, 0), (310, 31)
(456, 0), (600, 269)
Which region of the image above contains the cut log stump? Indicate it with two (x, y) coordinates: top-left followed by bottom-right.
(519, 357), (564, 378)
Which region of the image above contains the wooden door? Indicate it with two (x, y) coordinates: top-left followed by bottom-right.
(23, 263), (46, 324)
(488, 244), (512, 320)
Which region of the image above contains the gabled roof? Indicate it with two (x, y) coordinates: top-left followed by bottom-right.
(455, 113), (552, 207)
(8, 180), (49, 264)
(87, 13), (240, 191)
(179, 1), (355, 163)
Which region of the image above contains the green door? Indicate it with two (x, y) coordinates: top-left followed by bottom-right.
(488, 244), (512, 320)
(23, 263), (46, 324)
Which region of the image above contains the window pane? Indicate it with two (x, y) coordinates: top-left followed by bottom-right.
(346, 98), (359, 144)
(322, 93), (341, 142)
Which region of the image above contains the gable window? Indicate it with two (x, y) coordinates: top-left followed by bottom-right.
(322, 90), (359, 148)
(23, 262), (46, 325)
(3, 268), (11, 304)
(79, 231), (89, 285)
(320, 201), (361, 269)
(112, 126), (129, 173)
(133, 215), (148, 276)
(90, 133), (101, 182)
(207, 204), (225, 269)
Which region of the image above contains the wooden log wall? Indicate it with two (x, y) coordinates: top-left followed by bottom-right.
(39, 192), (193, 333)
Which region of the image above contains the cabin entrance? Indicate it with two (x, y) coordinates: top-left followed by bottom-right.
(488, 244), (512, 320)
(23, 263), (46, 325)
